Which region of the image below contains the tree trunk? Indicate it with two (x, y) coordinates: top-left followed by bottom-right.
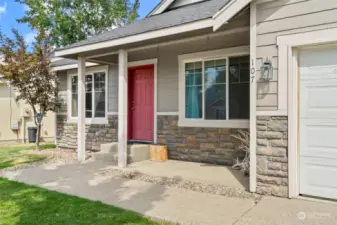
(36, 123), (41, 151)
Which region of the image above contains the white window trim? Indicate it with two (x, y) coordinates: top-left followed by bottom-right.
(178, 45), (250, 128)
(67, 65), (109, 124)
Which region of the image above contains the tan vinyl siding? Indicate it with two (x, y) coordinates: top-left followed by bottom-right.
(256, 0), (337, 111)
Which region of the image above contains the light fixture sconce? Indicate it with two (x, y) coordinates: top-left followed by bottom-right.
(260, 60), (273, 81)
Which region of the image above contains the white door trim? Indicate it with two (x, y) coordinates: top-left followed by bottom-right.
(128, 59), (158, 144)
(277, 27), (337, 198)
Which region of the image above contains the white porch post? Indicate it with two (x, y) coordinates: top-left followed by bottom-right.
(249, 2), (257, 193)
(118, 50), (128, 167)
(77, 56), (86, 162)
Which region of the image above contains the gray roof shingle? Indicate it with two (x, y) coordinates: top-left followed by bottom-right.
(59, 0), (231, 50)
(50, 58), (78, 67)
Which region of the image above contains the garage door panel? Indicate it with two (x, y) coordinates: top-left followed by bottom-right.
(299, 45), (337, 199)
(302, 123), (337, 149)
(300, 66), (337, 80)
(300, 83), (337, 118)
(300, 158), (337, 199)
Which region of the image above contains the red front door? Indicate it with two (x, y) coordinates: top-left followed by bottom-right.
(128, 65), (154, 141)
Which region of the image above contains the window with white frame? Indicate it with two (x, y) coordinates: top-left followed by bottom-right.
(70, 71), (107, 120)
(180, 51), (250, 128)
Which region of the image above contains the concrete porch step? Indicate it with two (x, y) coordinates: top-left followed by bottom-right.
(92, 152), (133, 163)
(93, 142), (150, 163)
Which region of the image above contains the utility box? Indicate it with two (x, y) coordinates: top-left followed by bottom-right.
(11, 122), (19, 130)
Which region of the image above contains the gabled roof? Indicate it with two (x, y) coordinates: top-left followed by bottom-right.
(147, 0), (175, 17)
(55, 0), (253, 57)
(58, 0), (231, 51)
(148, 0), (206, 17)
(51, 58), (77, 67)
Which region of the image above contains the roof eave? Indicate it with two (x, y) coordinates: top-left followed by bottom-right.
(51, 62), (98, 71)
(55, 0), (251, 58)
(55, 18), (214, 58)
(213, 0), (252, 31)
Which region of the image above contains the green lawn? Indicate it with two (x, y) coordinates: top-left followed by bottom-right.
(0, 178), (168, 225)
(0, 143), (56, 169)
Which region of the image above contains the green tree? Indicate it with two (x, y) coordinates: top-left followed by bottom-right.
(17, 0), (140, 47)
(0, 29), (60, 150)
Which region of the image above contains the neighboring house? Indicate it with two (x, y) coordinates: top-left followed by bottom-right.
(52, 0), (337, 201)
(0, 78), (55, 144)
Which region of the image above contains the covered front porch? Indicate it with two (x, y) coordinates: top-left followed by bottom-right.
(54, 3), (253, 192)
(68, 25), (250, 166)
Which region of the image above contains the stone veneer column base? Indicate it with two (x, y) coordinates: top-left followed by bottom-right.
(157, 115), (246, 166)
(56, 115), (118, 151)
(256, 116), (289, 197)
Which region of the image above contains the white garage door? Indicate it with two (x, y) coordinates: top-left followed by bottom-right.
(299, 45), (337, 200)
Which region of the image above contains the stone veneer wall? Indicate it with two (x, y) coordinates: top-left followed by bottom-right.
(256, 116), (288, 197)
(56, 115), (118, 151)
(157, 115), (245, 166)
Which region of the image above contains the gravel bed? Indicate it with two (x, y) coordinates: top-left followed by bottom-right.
(0, 148), (79, 172)
(98, 168), (262, 201)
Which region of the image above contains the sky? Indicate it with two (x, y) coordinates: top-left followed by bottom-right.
(0, 0), (161, 45)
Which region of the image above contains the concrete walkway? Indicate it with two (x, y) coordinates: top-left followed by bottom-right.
(1, 160), (337, 225)
(118, 160), (249, 189)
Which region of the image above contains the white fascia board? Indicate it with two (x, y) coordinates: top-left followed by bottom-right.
(213, 0), (252, 31)
(148, 0), (175, 16)
(50, 57), (63, 62)
(55, 19), (214, 57)
(51, 62), (98, 72)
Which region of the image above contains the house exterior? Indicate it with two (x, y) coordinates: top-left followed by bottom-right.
(0, 79), (55, 144)
(53, 0), (337, 201)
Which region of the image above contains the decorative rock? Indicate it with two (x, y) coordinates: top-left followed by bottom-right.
(267, 162), (287, 171)
(267, 119), (288, 132)
(257, 157), (268, 173)
(257, 125), (267, 131)
(270, 139), (288, 147)
(157, 116), (243, 165)
(257, 147), (287, 157)
(56, 115), (118, 151)
(257, 131), (283, 139)
(267, 156), (288, 163)
(256, 116), (289, 198)
(257, 175), (288, 186)
(271, 185), (288, 197)
(257, 139), (269, 146)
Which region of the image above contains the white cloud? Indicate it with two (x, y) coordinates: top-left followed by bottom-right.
(0, 2), (7, 19)
(23, 4), (30, 12)
(24, 32), (36, 45)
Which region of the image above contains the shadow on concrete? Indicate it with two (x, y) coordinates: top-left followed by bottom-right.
(199, 162), (249, 190)
(228, 168), (250, 190)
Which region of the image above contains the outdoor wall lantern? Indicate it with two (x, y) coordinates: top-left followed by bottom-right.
(260, 59), (273, 81)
